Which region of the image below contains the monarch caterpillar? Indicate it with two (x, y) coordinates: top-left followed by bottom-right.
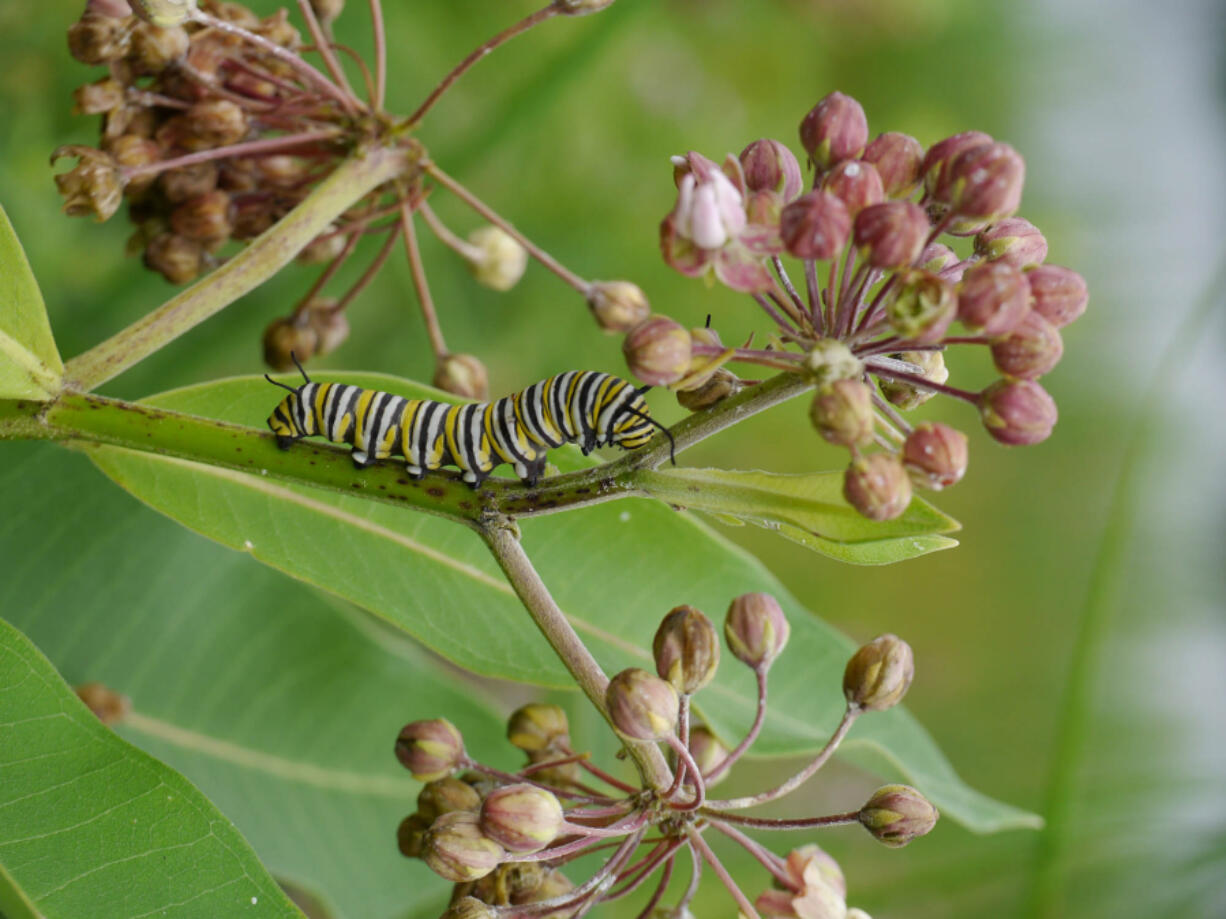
(265, 357), (674, 487)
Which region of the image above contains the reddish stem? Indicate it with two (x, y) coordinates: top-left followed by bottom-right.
(707, 820), (794, 889)
(294, 0), (364, 113)
(703, 666), (767, 784)
(367, 0), (387, 110)
(399, 204), (449, 360)
(866, 362), (980, 404)
(686, 826), (761, 919)
(122, 130), (344, 180)
(711, 810), (861, 831)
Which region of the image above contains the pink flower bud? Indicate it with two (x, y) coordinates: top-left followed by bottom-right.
(479, 784), (564, 854)
(653, 605), (721, 695)
(506, 703), (570, 753)
(671, 153), (746, 250)
(422, 811), (504, 882)
(902, 422), (968, 490)
(974, 217), (1048, 270)
(623, 314), (692, 386)
(863, 131), (924, 198)
(921, 130), (993, 199)
(800, 91), (868, 171)
(606, 668), (679, 740)
(809, 379), (875, 448)
(957, 261), (1030, 336)
(587, 280), (650, 333)
(859, 784), (938, 847)
(739, 139), (802, 199)
(724, 593), (790, 670)
(979, 379), (1058, 445)
(844, 633), (915, 711)
(918, 242), (960, 276)
(886, 271), (956, 344)
(780, 191), (851, 260)
(843, 454), (912, 521)
(395, 718), (465, 781)
(1025, 265), (1088, 328)
(854, 201), (929, 270)
(820, 160), (885, 217)
(990, 310), (1063, 379)
(945, 141), (1025, 223)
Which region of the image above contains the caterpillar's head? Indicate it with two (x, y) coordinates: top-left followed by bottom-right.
(609, 386), (675, 463)
(265, 354), (313, 448)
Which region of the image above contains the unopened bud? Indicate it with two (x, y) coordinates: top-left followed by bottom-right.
(465, 225), (528, 291)
(990, 310), (1063, 379)
(441, 897), (497, 919)
(957, 261), (1030, 336)
(804, 338), (863, 386)
(739, 138), (802, 199)
(129, 0), (198, 27)
(422, 811), (504, 882)
(396, 813), (429, 858)
(810, 379), (875, 448)
(308, 0), (345, 25)
(623, 315), (692, 386)
(159, 99), (248, 151)
(107, 134), (161, 194)
(417, 777), (482, 823)
(863, 132), (924, 199)
(676, 368), (740, 411)
(606, 668), (679, 740)
(75, 681), (130, 725)
(1026, 265), (1088, 328)
(859, 784), (938, 847)
(68, 11), (132, 65)
(127, 20), (189, 74)
(524, 748), (580, 788)
(306, 299), (349, 356)
(653, 605), (720, 695)
(853, 200), (929, 270)
(821, 160), (885, 217)
(507, 703), (570, 754)
(843, 634), (914, 711)
(587, 280), (650, 333)
(800, 91), (868, 171)
(724, 592), (789, 670)
(255, 155), (311, 187)
(434, 354), (489, 400)
(686, 726), (730, 788)
(843, 453), (912, 521)
(256, 9), (301, 47)
(297, 228), (347, 265)
(879, 350), (947, 410)
(170, 189), (232, 244)
(779, 190), (851, 260)
(945, 142), (1025, 225)
(73, 77), (125, 115)
(262, 316), (316, 371)
(479, 784), (564, 854)
(921, 131), (993, 199)
(979, 379), (1058, 446)
(472, 862), (547, 906)
(974, 217), (1047, 270)
(394, 718), (465, 781)
(886, 270), (956, 344)
(51, 146), (122, 222)
(160, 161), (218, 203)
(144, 232), (205, 284)
(902, 422), (968, 490)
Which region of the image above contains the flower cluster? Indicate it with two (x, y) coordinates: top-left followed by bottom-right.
(625, 91), (1089, 519)
(395, 594), (937, 919)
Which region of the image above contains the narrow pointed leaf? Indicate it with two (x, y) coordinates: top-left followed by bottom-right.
(0, 205), (62, 399)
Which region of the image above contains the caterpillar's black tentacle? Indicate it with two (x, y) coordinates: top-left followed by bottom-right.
(623, 405), (676, 466)
(265, 374), (298, 394)
(290, 351), (312, 385)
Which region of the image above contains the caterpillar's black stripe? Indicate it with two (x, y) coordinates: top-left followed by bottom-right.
(266, 367), (664, 487)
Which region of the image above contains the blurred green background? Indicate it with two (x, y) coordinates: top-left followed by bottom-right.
(2, 0), (1223, 917)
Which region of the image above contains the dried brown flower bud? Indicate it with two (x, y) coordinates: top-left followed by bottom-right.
(506, 703), (570, 754)
(606, 668), (680, 741)
(106, 135), (161, 194)
(1025, 265), (1088, 328)
(75, 681), (131, 725)
(859, 784), (938, 847)
(921, 130), (993, 199)
(810, 379), (875, 448)
(170, 189), (232, 244)
(433, 353), (489, 401)
(623, 315), (692, 386)
(653, 605), (721, 695)
(974, 217), (1048, 270)
(800, 91), (868, 171)
(417, 777), (482, 823)
(879, 350), (947, 410)
(843, 634), (914, 711)
(990, 310), (1063, 379)
(779, 190), (851, 260)
(295, 228), (346, 265)
(863, 132), (924, 199)
(144, 232), (205, 284)
(479, 784), (564, 854)
(902, 422), (968, 490)
(853, 200), (929, 270)
(466, 225), (528, 291)
(306, 299), (349, 356)
(676, 368), (740, 411)
(127, 21), (189, 74)
(739, 138), (802, 199)
(159, 99), (248, 151)
(979, 379), (1058, 446)
(159, 161), (218, 203)
(441, 897), (497, 919)
(957, 261), (1030, 336)
(843, 453), (912, 521)
(68, 11), (132, 65)
(422, 811), (504, 882)
(587, 280), (651, 333)
(129, 0), (198, 27)
(257, 9), (301, 47)
(73, 77), (125, 115)
(52, 146), (123, 222)
(724, 593), (789, 670)
(308, 0), (345, 26)
(472, 862), (547, 907)
(394, 718), (465, 781)
(886, 270), (956, 344)
(396, 813), (428, 858)
(821, 160), (885, 218)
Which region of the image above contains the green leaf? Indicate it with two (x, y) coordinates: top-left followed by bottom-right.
(0, 205), (62, 400)
(81, 373), (1033, 833)
(0, 615), (305, 919)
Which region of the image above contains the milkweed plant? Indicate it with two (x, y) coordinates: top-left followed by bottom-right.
(0, 0), (1089, 916)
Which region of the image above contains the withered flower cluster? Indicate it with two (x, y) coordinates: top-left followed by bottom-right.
(395, 595), (937, 919)
(622, 91), (1088, 519)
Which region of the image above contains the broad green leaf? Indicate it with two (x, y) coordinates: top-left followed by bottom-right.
(768, 519), (959, 565)
(0, 615), (304, 919)
(0, 444), (505, 919)
(0, 205), (62, 400)
(79, 373), (1036, 834)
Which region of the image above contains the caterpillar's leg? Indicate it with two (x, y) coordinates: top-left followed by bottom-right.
(522, 455), (548, 487)
(351, 449), (376, 469)
(276, 435), (298, 450)
(581, 432), (597, 455)
(404, 463), (424, 480)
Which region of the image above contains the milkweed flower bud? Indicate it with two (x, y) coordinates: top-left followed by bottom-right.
(780, 191), (851, 260)
(396, 813), (429, 858)
(804, 339), (863, 386)
(465, 225), (528, 291)
(309, 0), (345, 25)
(979, 379), (1058, 445)
(653, 605), (721, 694)
(297, 228), (347, 265)
(106, 135), (161, 194)
(479, 784), (564, 853)
(918, 242), (964, 281)
(606, 668), (679, 740)
(957, 261), (1031, 336)
(507, 703), (570, 754)
(262, 317), (317, 370)
(306, 299), (350, 356)
(810, 379), (875, 448)
(879, 350), (947, 410)
(417, 777), (482, 823)
(422, 811), (505, 882)
(821, 160), (884, 217)
(844, 453), (912, 521)
(858, 784), (938, 847)
(75, 681), (131, 725)
(472, 862), (547, 907)
(974, 217), (1047, 270)
(144, 232), (205, 284)
(170, 189), (232, 244)
(129, 0), (198, 27)
(74, 77), (125, 115)
(990, 310), (1063, 379)
(756, 844), (847, 919)
(68, 11), (132, 65)
(863, 132), (924, 199)
(843, 634), (914, 711)
(902, 422), (968, 490)
(724, 593), (790, 670)
(51, 146), (123, 222)
(160, 161), (218, 203)
(800, 91), (868, 171)
(740, 139), (803, 199)
(886, 271), (956, 344)
(441, 897), (498, 919)
(127, 20), (190, 74)
(853, 201), (929, 270)
(945, 142), (1025, 225)
(394, 718), (465, 781)
(434, 354), (489, 401)
(623, 314), (692, 386)
(686, 726), (730, 787)
(676, 368), (740, 411)
(160, 99), (249, 151)
(587, 280), (651, 333)
(921, 131), (993, 199)
(1026, 265), (1089, 328)
(672, 153), (746, 250)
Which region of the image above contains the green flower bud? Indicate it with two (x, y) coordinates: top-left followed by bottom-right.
(422, 811), (505, 882)
(606, 668), (679, 741)
(902, 422), (968, 490)
(803, 338), (863, 386)
(441, 896), (497, 919)
(506, 703), (570, 754)
(587, 280), (651, 333)
(466, 225), (528, 291)
(799, 91), (868, 171)
(979, 379), (1057, 446)
(623, 315), (692, 386)
(843, 453), (912, 521)
(394, 718), (465, 782)
(843, 634), (914, 711)
(397, 813), (429, 858)
(129, 0), (198, 27)
(886, 270), (956, 343)
(878, 350), (947, 410)
(434, 353), (489, 400)
(724, 592), (790, 670)
(858, 784), (938, 847)
(479, 783), (564, 854)
(653, 605), (721, 694)
(810, 379), (875, 448)
(417, 777), (482, 823)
